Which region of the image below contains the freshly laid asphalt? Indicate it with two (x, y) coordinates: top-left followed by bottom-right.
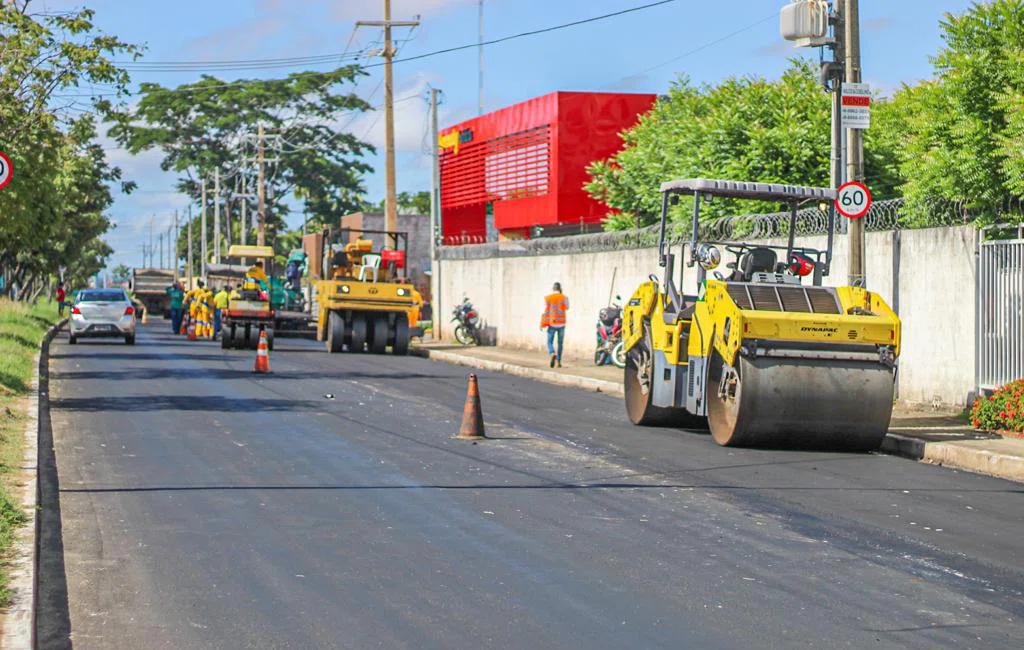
(41, 324), (1023, 649)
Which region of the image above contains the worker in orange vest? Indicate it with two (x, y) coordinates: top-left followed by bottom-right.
(540, 282), (569, 368)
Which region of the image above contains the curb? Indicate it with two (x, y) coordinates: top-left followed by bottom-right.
(881, 433), (1024, 483)
(415, 346), (1023, 484)
(1, 318), (65, 650)
(412, 347), (624, 397)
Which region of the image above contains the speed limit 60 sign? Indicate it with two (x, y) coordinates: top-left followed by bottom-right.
(0, 150), (12, 191)
(836, 181), (872, 219)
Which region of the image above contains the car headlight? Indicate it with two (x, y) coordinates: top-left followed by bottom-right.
(339, 284), (350, 294)
(396, 288), (408, 297)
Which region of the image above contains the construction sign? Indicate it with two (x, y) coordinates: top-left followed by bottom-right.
(0, 150), (11, 190)
(841, 83), (871, 130)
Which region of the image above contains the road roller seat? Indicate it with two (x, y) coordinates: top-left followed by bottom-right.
(732, 247), (777, 282)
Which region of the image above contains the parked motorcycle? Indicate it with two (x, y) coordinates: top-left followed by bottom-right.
(452, 297), (481, 345)
(595, 296), (625, 368)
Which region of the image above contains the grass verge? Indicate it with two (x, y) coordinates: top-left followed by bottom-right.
(0, 298), (59, 605)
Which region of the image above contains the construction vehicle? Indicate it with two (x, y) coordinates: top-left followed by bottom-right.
(220, 245), (276, 350)
(315, 228), (418, 355)
(622, 179), (900, 450)
(129, 268), (176, 317)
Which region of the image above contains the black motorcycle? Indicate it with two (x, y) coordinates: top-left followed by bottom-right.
(452, 297), (480, 345)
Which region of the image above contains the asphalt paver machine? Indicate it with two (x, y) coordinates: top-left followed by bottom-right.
(622, 179), (901, 450)
(315, 228), (419, 355)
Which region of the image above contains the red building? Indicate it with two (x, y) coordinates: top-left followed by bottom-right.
(439, 91), (656, 244)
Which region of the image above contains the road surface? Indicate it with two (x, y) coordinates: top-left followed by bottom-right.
(40, 325), (1023, 649)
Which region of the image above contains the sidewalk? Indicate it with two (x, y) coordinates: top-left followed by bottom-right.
(412, 341), (1024, 483)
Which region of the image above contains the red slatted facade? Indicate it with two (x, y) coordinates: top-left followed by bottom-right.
(439, 91), (656, 244)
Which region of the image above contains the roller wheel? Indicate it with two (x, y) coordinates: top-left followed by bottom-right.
(369, 315), (388, 354)
(392, 313), (410, 356)
(349, 314), (367, 352)
(707, 351), (892, 450)
(326, 312), (345, 353)
(232, 325), (246, 350)
(624, 324), (673, 426)
(221, 330), (231, 349)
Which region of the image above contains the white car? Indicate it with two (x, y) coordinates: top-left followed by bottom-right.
(69, 288), (137, 345)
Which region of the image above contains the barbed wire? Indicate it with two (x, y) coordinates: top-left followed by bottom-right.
(438, 197), (1024, 260)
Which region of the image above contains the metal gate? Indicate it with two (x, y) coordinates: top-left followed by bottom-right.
(977, 229), (1024, 390)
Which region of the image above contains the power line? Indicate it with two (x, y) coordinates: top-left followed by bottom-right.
(52, 0), (678, 99)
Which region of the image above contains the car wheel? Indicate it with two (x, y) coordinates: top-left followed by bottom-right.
(69, 334), (77, 345)
(125, 334), (135, 345)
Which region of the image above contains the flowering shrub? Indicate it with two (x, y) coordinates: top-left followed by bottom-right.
(970, 379), (1024, 432)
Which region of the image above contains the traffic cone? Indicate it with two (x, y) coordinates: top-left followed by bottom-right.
(253, 326), (271, 374)
(456, 374), (486, 439)
(141, 307), (149, 325)
(187, 320), (197, 341)
(179, 318), (187, 335)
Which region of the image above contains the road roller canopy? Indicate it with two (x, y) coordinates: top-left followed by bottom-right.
(226, 245), (275, 259)
(659, 178), (836, 203)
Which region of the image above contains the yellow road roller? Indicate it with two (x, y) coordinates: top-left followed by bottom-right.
(315, 228), (418, 355)
(622, 179), (900, 450)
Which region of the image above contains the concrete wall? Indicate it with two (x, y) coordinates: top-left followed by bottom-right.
(434, 225), (977, 407)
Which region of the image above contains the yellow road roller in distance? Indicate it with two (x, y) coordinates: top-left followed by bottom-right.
(315, 228), (418, 355)
(621, 179), (900, 450)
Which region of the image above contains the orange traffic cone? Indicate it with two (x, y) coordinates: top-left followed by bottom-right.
(187, 320), (197, 341)
(179, 318), (187, 335)
(456, 374), (486, 439)
(253, 326), (271, 374)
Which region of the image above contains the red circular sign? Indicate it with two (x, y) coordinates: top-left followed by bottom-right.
(835, 181), (872, 219)
(0, 150), (12, 191)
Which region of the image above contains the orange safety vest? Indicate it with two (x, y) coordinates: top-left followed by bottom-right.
(541, 292), (568, 328)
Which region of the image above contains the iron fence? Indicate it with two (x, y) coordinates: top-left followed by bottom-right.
(977, 226), (1024, 391)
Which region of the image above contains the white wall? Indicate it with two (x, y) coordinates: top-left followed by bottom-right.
(434, 226), (977, 407)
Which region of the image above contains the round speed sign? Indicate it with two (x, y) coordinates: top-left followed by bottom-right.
(0, 150), (12, 191)
(835, 181), (872, 219)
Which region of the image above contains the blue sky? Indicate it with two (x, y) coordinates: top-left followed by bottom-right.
(38, 0), (976, 268)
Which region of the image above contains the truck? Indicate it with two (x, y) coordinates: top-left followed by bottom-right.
(129, 268), (176, 317)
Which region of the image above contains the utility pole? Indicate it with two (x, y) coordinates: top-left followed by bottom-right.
(173, 210), (179, 274)
(430, 87), (442, 338)
(187, 206), (194, 288)
(844, 0), (865, 287)
(478, 0), (484, 115)
(240, 175), (248, 248)
(257, 122), (266, 246)
(214, 168), (221, 263)
(356, 2), (419, 247)
(158, 233), (164, 270)
(148, 216), (154, 268)
(201, 180), (208, 278)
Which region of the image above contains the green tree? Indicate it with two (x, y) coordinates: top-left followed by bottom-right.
(0, 2), (137, 299)
(586, 60), (901, 229)
(109, 69), (375, 259)
(872, 0), (1024, 219)
(361, 191), (431, 215)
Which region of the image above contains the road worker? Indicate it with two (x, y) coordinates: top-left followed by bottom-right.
(213, 285), (230, 338)
(540, 281), (569, 368)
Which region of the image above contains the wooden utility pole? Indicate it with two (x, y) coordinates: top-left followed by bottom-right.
(356, 2), (419, 247)
(200, 181), (208, 278)
(187, 206), (194, 288)
(214, 168), (221, 263)
(844, 0), (865, 286)
(257, 122), (266, 246)
(240, 175), (247, 247)
(430, 87), (442, 338)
